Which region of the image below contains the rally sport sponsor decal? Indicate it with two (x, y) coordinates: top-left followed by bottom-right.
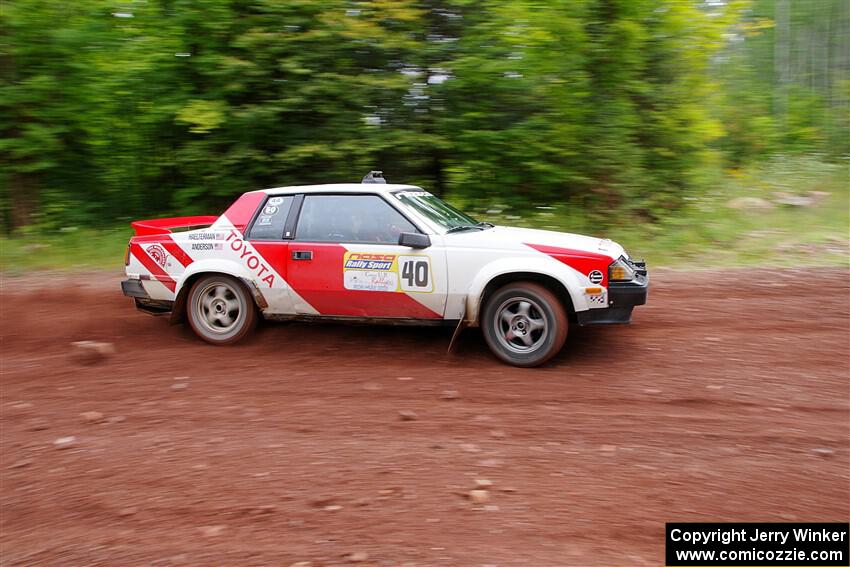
(342, 252), (433, 293)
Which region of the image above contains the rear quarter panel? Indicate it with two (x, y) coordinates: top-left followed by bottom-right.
(126, 191), (298, 313)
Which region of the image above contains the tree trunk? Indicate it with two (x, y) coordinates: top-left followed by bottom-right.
(774, 0), (790, 127)
(9, 172), (37, 231)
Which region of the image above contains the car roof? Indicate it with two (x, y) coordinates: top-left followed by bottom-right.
(258, 183), (422, 196)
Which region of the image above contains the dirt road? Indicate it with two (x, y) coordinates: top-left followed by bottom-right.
(1, 268), (848, 566)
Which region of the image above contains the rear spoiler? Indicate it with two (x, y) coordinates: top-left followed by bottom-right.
(131, 216), (219, 236)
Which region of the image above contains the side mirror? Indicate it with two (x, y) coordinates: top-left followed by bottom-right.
(398, 232), (431, 249)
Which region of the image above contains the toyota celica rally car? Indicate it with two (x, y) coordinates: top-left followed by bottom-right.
(122, 172), (648, 367)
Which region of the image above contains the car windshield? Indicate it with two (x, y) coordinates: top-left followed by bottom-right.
(393, 190), (484, 233)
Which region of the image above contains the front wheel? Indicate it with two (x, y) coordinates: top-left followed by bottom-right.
(481, 282), (568, 367)
(186, 275), (257, 345)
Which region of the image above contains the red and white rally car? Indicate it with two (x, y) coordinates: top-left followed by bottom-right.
(122, 172), (648, 366)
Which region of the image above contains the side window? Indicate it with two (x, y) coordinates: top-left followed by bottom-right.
(248, 195), (295, 240)
(296, 195), (418, 244)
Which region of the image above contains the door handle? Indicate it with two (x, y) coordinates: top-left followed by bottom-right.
(292, 250), (313, 260)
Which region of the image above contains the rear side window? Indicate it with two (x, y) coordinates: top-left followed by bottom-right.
(295, 194), (418, 244)
(248, 196), (295, 240)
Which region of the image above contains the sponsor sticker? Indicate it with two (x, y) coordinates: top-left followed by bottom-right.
(342, 252), (432, 293)
(395, 190), (431, 199)
(145, 244), (169, 268)
(257, 216), (272, 225)
(344, 253), (395, 271)
(344, 270), (399, 292)
(588, 292), (608, 306)
(268, 197), (284, 206)
(588, 270), (604, 284)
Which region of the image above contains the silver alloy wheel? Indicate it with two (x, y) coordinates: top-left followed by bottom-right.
(195, 281), (243, 335)
(493, 296), (548, 354)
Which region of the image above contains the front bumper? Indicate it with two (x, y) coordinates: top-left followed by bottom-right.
(576, 269), (649, 326)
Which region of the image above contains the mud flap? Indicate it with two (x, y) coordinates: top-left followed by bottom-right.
(447, 297), (468, 354)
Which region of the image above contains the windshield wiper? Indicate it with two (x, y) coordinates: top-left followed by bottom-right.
(475, 221), (495, 229)
(445, 224), (484, 234)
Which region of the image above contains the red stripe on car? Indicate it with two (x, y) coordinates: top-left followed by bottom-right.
(525, 243), (611, 286)
(160, 237), (194, 268)
(251, 242), (289, 280)
(130, 242), (176, 292)
(222, 192), (266, 232)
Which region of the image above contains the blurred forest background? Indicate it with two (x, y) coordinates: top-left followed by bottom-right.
(1, 0), (848, 268)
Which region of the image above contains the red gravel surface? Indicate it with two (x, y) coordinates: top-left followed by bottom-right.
(1, 268), (848, 566)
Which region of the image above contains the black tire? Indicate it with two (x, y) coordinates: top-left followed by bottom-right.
(186, 274), (257, 345)
(481, 282), (568, 367)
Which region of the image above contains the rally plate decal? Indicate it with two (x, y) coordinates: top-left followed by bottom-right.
(342, 252), (433, 294)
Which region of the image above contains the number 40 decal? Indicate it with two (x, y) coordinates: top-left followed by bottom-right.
(398, 256), (433, 293)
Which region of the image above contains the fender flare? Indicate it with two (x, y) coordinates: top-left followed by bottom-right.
(169, 260), (268, 323)
(175, 259), (256, 296)
(464, 257), (589, 325)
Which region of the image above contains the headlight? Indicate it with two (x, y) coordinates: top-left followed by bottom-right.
(608, 256), (636, 282)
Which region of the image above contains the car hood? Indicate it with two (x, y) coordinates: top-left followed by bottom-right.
(449, 225), (627, 260)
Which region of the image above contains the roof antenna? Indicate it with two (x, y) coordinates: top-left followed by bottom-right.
(362, 171), (386, 184)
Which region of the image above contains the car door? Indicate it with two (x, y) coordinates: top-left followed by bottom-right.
(286, 193), (448, 319)
(243, 194), (299, 314)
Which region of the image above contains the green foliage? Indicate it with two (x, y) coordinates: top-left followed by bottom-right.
(717, 0), (850, 160)
(176, 100), (227, 134)
(459, 155), (849, 267)
(0, 226), (131, 272)
(4, 157), (845, 271)
(0, 0), (847, 235)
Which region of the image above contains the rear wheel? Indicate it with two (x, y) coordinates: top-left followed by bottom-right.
(481, 282), (568, 367)
(186, 275), (257, 345)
